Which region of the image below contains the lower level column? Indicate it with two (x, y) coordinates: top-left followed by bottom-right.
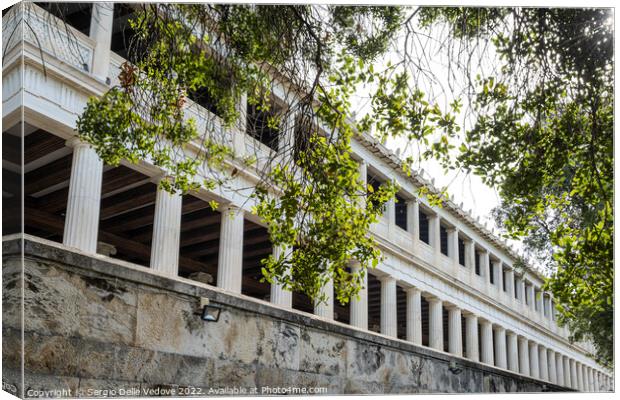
(314, 278), (334, 319)
(349, 260), (367, 329)
(518, 336), (530, 376)
(380, 276), (397, 337)
(406, 287), (422, 345)
(507, 331), (519, 372)
(563, 356), (571, 388)
(570, 359), (577, 390)
(217, 205), (244, 293)
(538, 345), (549, 381)
(464, 313), (479, 361)
(529, 342), (540, 379)
(556, 352), (565, 387)
(150, 186), (182, 276)
(480, 320), (494, 365)
(548, 349), (557, 384)
(493, 325), (507, 369)
(63, 140), (104, 253)
(447, 305), (462, 356)
(270, 245), (292, 308)
(428, 296), (444, 351)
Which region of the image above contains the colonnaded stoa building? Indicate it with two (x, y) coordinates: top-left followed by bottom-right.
(2, 2), (613, 396)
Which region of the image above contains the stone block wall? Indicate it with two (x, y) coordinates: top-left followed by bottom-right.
(2, 236), (568, 397)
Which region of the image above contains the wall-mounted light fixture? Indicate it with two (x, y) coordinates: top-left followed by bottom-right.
(196, 297), (221, 322)
(448, 360), (463, 375)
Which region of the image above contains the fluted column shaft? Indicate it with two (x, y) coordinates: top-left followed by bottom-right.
(150, 186), (182, 276)
(593, 371), (599, 391)
(428, 297), (443, 351)
(538, 345), (549, 381)
(563, 356), (571, 388)
(586, 366), (592, 392)
(548, 349), (557, 384)
(529, 342), (540, 379)
(406, 287), (422, 344)
(270, 245), (292, 308)
(556, 352), (565, 387)
(63, 141), (103, 253)
(217, 205), (244, 293)
(90, 2), (114, 79)
(480, 320), (494, 365)
(447, 306), (462, 356)
(518, 337), (530, 376)
(349, 261), (367, 329)
(465, 313), (479, 361)
(570, 359), (577, 390)
(429, 214), (441, 252)
(507, 332), (519, 372)
(380, 276), (397, 338)
(493, 326), (507, 369)
(578, 363), (585, 391)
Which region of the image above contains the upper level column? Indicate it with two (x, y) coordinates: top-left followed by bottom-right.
(406, 199), (419, 250)
(150, 183), (182, 276)
(349, 260), (368, 329)
(380, 275), (397, 338)
(270, 245), (293, 308)
(90, 2), (114, 80)
(63, 139), (104, 253)
(464, 312), (479, 362)
(505, 268), (515, 301)
(405, 287), (422, 345)
(429, 214), (441, 255)
(217, 204), (244, 293)
(447, 227), (459, 270)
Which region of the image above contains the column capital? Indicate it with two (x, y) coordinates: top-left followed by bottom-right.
(378, 274), (397, 283)
(443, 302), (460, 311)
(425, 293), (442, 303)
(405, 286), (421, 295)
(462, 309), (477, 318)
(492, 324), (506, 333)
(65, 136), (92, 149)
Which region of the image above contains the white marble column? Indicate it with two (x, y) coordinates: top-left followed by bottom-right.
(506, 268), (515, 299)
(518, 336), (530, 376)
(563, 356), (571, 388)
(447, 305), (462, 356)
(428, 296), (443, 351)
(233, 92), (247, 155)
(481, 250), (490, 280)
(406, 200), (419, 245)
(579, 363), (586, 391)
(480, 320), (494, 365)
(493, 260), (503, 292)
(217, 205), (244, 293)
(63, 140), (103, 253)
(547, 349), (557, 384)
(529, 342), (540, 379)
(570, 359), (577, 390)
(89, 2), (114, 79)
(464, 313), (479, 361)
(538, 345), (549, 381)
(358, 160), (367, 206)
(429, 214), (440, 252)
(507, 331), (519, 372)
(349, 260), (368, 329)
(386, 195), (396, 228)
(493, 325), (507, 369)
(587, 366), (593, 392)
(314, 278), (334, 319)
(150, 185), (182, 276)
(556, 352), (565, 387)
(406, 287), (422, 345)
(270, 245), (292, 308)
(447, 228), (458, 264)
(380, 276), (397, 338)
(576, 362), (583, 391)
(535, 288), (543, 315)
(593, 370), (599, 392)
(526, 283), (535, 310)
(464, 239), (475, 270)
(520, 278), (527, 305)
